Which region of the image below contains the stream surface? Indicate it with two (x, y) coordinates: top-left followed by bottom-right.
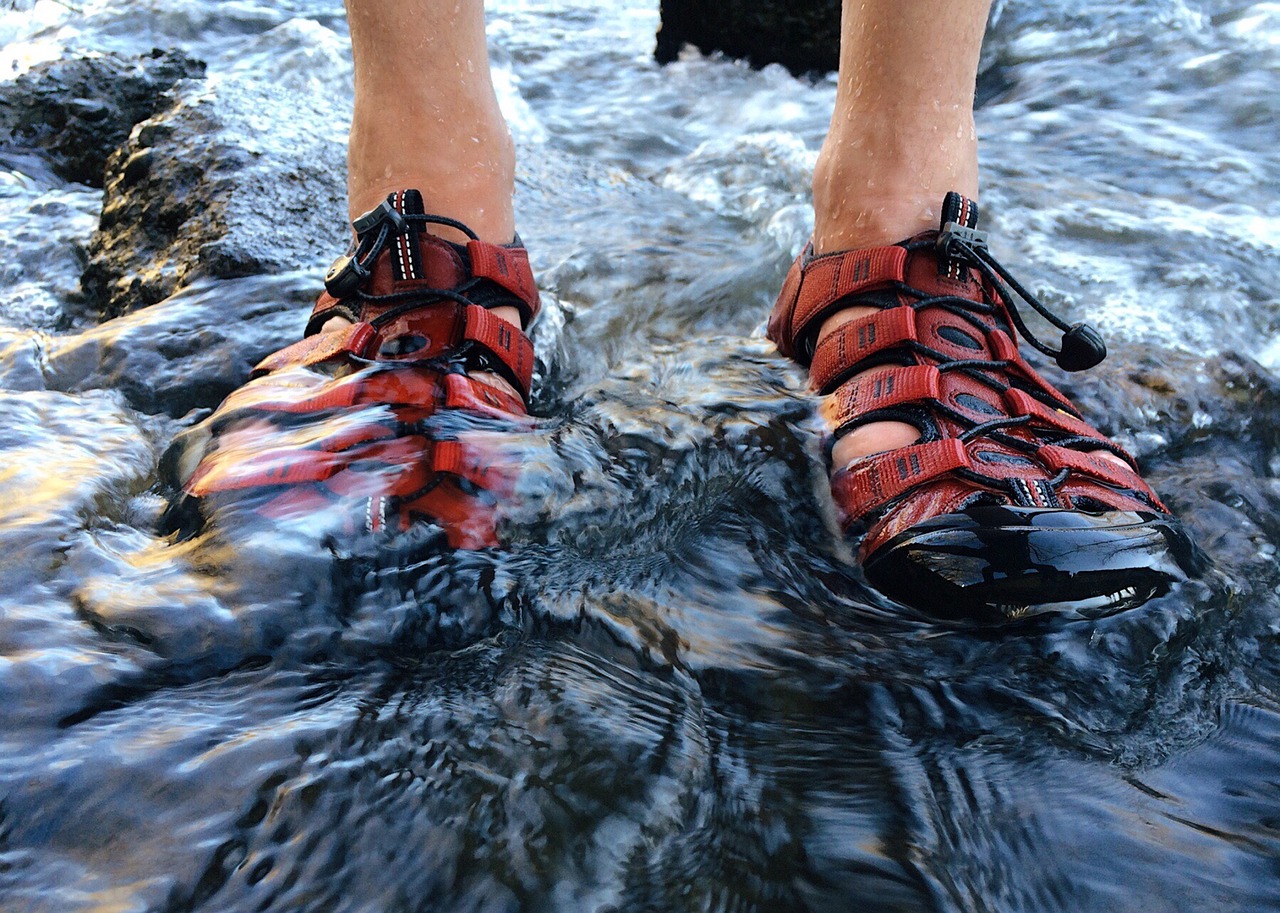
(1, 1), (1280, 911)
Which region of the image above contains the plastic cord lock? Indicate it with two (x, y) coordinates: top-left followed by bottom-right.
(1056, 323), (1107, 372)
(937, 222), (989, 260)
(324, 254), (365, 298)
(352, 199), (406, 237)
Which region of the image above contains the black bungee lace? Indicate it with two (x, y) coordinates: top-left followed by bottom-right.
(936, 223), (1107, 372)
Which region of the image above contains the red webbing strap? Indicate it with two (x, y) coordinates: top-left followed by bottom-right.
(405, 485), (501, 548)
(433, 439), (505, 491)
(467, 240), (541, 325)
(832, 439), (969, 514)
(221, 372), (376, 416)
(326, 441), (435, 499)
(789, 245), (907, 359)
(1004, 389), (1102, 440)
(186, 428), (415, 495)
(988, 329), (1075, 412)
(1039, 445), (1142, 488)
(221, 365), (442, 417)
(187, 450), (325, 495)
(251, 322), (377, 378)
(766, 253), (805, 358)
(825, 366), (941, 433)
(462, 304), (535, 399)
(809, 307), (919, 394)
(442, 373), (526, 418)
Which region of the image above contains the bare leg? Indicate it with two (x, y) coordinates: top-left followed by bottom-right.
(810, 1), (1124, 473)
(346, 0), (515, 241)
(812, 0), (987, 255)
(337, 0), (521, 388)
(813, 0), (989, 469)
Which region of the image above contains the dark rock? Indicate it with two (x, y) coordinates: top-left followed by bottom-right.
(82, 79), (350, 318)
(42, 272), (313, 418)
(656, 0), (840, 76)
(653, 1), (1012, 90)
(0, 49), (206, 188)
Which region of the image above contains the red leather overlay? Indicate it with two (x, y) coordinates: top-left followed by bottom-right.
(1004, 388), (1105, 441)
(809, 307), (919, 394)
(824, 366), (941, 433)
(832, 439), (969, 514)
(367, 306), (464, 359)
(252, 322), (378, 378)
(1039, 445), (1144, 489)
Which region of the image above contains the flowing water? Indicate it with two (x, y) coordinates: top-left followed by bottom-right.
(1, 1), (1280, 910)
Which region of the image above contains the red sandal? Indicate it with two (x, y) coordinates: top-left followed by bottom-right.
(768, 193), (1201, 621)
(164, 189), (539, 550)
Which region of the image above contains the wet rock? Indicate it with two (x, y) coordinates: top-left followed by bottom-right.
(1041, 343), (1280, 465)
(43, 272), (313, 417)
(82, 78), (349, 318)
(0, 49), (205, 188)
(655, 0), (840, 75)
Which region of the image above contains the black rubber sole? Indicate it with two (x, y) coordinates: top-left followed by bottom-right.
(862, 505), (1205, 624)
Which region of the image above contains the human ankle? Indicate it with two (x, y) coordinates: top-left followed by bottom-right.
(810, 109), (978, 253)
(346, 120), (517, 244)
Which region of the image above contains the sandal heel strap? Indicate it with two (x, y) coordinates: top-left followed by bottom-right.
(466, 239), (541, 327)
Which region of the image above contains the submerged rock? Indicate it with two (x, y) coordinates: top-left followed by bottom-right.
(82, 78), (349, 318)
(0, 49), (205, 188)
(1043, 343), (1280, 466)
(43, 272), (312, 417)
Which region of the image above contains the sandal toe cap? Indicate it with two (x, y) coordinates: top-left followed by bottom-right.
(862, 505), (1206, 624)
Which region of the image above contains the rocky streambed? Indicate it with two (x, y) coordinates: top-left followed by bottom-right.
(1, 1), (1279, 911)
